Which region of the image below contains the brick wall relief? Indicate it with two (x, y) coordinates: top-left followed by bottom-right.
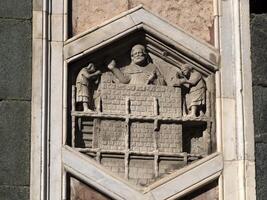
(66, 9), (217, 190)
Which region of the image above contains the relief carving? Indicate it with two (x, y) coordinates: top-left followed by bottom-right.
(172, 63), (206, 117)
(107, 44), (166, 85)
(70, 41), (215, 187)
(65, 5), (220, 199)
(76, 63), (101, 112)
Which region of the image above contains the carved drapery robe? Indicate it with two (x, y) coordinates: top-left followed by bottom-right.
(122, 63), (166, 85)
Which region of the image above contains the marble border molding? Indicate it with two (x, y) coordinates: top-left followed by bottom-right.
(31, 0), (256, 199)
(217, 0), (256, 199)
(31, 0), (67, 199)
(62, 146), (222, 200)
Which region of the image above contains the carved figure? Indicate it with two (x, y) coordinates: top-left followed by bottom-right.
(107, 44), (166, 85)
(76, 63), (101, 112)
(173, 64), (206, 117)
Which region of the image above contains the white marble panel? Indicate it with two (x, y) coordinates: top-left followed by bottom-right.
(33, 11), (43, 39)
(221, 98), (237, 161)
(51, 14), (64, 42)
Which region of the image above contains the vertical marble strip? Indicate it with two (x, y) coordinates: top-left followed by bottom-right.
(154, 151), (159, 178)
(206, 91), (211, 118)
(96, 149), (101, 164)
(203, 121), (212, 155)
(125, 118), (130, 150)
(71, 116), (75, 147)
(71, 85), (76, 111)
(70, 85), (75, 146)
(125, 117), (130, 179)
(154, 97), (158, 116)
(124, 151), (129, 179)
(62, 61), (68, 145)
(126, 97), (130, 114)
(153, 117), (159, 178)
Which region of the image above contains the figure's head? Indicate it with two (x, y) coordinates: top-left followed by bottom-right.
(181, 63), (193, 77)
(86, 63), (96, 72)
(131, 44), (148, 66)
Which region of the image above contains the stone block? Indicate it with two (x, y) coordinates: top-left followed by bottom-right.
(255, 143), (267, 200)
(0, 0), (32, 19)
(253, 86), (267, 143)
(0, 19), (32, 100)
(251, 14), (267, 86)
(0, 101), (30, 186)
(0, 186), (29, 200)
(72, 0), (213, 43)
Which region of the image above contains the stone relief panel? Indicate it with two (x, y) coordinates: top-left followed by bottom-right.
(67, 29), (216, 189)
(71, 0), (214, 43)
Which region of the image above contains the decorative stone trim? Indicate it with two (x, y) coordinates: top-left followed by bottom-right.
(31, 0), (256, 199)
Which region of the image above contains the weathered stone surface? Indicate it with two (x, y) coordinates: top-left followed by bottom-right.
(71, 0), (213, 43)
(98, 120), (125, 150)
(71, 177), (111, 200)
(0, 0), (32, 19)
(101, 158), (125, 178)
(0, 186), (29, 200)
(129, 0), (213, 43)
(0, 19), (32, 100)
(129, 159), (154, 186)
(0, 101), (30, 186)
(253, 86), (267, 143)
(251, 14), (267, 86)
(181, 181), (218, 200)
(72, 0), (128, 35)
(100, 83), (181, 117)
(255, 143), (267, 200)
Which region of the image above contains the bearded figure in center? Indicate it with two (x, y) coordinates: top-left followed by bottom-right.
(107, 44), (166, 85)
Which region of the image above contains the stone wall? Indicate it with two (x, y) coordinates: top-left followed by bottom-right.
(101, 157), (125, 178)
(101, 83), (181, 117)
(98, 120), (126, 150)
(0, 0), (32, 199)
(129, 159), (154, 186)
(251, 13), (267, 200)
(71, 0), (214, 44)
(158, 124), (182, 153)
(93, 120), (183, 153)
(130, 122), (154, 152)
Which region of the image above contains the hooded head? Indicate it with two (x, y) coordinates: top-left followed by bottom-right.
(86, 63), (96, 73)
(181, 63), (193, 77)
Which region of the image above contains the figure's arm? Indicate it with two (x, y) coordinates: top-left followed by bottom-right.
(107, 60), (131, 84)
(172, 69), (187, 87)
(172, 79), (183, 87)
(82, 70), (101, 79)
(153, 68), (166, 85)
(176, 68), (184, 78)
(91, 70), (101, 77)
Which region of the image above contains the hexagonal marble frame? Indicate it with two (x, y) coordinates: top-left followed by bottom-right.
(63, 6), (222, 199)
(31, 0), (256, 199)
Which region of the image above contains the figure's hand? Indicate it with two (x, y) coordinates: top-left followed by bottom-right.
(179, 78), (186, 84)
(95, 70), (101, 75)
(147, 71), (156, 83)
(176, 70), (184, 78)
(107, 60), (116, 70)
